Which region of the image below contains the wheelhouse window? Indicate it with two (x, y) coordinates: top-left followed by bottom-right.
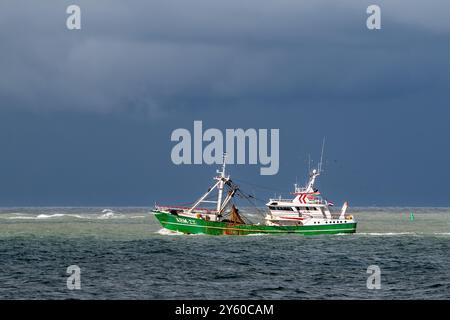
(269, 206), (293, 211)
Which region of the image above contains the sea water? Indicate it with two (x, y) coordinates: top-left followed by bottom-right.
(0, 207), (449, 299)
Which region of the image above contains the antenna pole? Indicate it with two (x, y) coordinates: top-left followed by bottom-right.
(319, 137), (325, 173)
(216, 153), (227, 212)
(308, 154), (311, 174)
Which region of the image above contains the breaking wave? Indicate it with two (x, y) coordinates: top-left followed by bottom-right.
(356, 232), (416, 236)
(37, 213), (65, 219)
(36, 213), (86, 219)
(98, 209), (116, 219)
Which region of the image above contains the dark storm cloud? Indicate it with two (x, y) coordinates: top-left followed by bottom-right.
(1, 0), (449, 117)
(1, 1), (450, 206)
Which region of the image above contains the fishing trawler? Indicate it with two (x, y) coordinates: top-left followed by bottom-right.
(152, 152), (357, 235)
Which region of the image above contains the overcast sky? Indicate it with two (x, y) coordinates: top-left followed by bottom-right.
(0, 1), (449, 206)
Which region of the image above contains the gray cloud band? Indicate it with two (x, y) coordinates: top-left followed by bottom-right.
(0, 1), (449, 116)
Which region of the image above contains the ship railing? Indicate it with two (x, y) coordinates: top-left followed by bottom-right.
(268, 198), (295, 203)
(268, 198), (327, 205)
(294, 187), (309, 193)
(155, 204), (218, 214)
(307, 199), (326, 205)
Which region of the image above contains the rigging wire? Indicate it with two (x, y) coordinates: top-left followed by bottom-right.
(159, 179), (269, 224)
(236, 189), (266, 217)
(233, 178), (290, 195)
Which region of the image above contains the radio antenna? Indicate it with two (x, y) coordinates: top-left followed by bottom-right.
(318, 137), (325, 173)
(308, 154), (311, 175)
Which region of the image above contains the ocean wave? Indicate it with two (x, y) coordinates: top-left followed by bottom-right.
(97, 214), (126, 219)
(6, 213), (89, 220)
(7, 216), (38, 220)
(36, 213), (86, 219)
(98, 209), (115, 218)
(356, 232), (416, 236)
(2, 211), (148, 220)
(37, 213), (65, 219)
(97, 209), (128, 219)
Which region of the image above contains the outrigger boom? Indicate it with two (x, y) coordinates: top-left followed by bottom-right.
(185, 153), (239, 217)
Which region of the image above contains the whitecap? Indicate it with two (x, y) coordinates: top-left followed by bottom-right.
(98, 209), (116, 219)
(35, 213), (87, 219)
(356, 232), (415, 236)
(36, 213), (66, 219)
(68, 214), (88, 219)
(7, 216), (37, 220)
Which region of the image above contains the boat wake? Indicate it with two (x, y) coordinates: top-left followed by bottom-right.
(155, 228), (209, 236)
(156, 228), (184, 236)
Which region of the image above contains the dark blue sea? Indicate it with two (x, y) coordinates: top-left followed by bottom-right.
(0, 207), (449, 299)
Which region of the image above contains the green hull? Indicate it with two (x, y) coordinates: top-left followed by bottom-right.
(153, 211), (357, 236)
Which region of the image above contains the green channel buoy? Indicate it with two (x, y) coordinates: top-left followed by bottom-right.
(409, 212), (415, 221)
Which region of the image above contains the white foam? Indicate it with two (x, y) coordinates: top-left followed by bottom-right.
(356, 232), (415, 236)
(36, 213), (66, 219)
(156, 228), (184, 235)
(98, 213), (115, 219)
(7, 216), (37, 220)
(36, 213), (86, 219)
(98, 209), (119, 219)
(69, 214), (87, 219)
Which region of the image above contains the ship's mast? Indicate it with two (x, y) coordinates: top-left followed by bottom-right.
(305, 138), (325, 192)
(305, 169), (319, 192)
(318, 137), (325, 174)
(216, 153), (227, 212)
(187, 153), (231, 215)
